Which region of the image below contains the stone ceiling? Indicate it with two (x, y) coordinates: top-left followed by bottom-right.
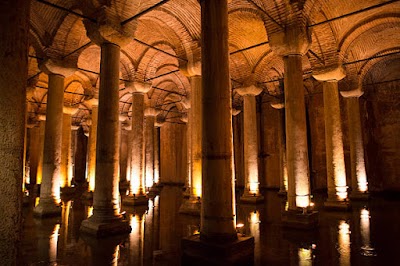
(26, 0), (400, 128)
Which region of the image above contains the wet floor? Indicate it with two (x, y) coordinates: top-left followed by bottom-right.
(20, 187), (400, 265)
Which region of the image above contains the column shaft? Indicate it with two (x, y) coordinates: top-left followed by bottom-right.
(37, 120), (46, 184)
(28, 126), (40, 186)
(87, 105), (98, 191)
(323, 81), (347, 201)
(61, 113), (72, 187)
(190, 75), (202, 198)
(154, 126), (160, 184)
(347, 97), (368, 194)
(200, 0), (237, 240)
(145, 115), (155, 188)
(93, 43), (121, 218)
(34, 74), (65, 216)
(0, 0), (29, 262)
(130, 93), (145, 195)
(284, 55), (311, 210)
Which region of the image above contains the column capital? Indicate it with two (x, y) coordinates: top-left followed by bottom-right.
(85, 118), (93, 127)
(313, 65), (346, 82)
(37, 114), (46, 121)
(39, 58), (77, 77)
(180, 59), (201, 77)
(83, 6), (134, 47)
(180, 113), (188, 123)
(340, 87), (364, 98)
(271, 100), (285, 109)
(180, 96), (191, 110)
(63, 106), (79, 115)
(235, 85), (263, 97)
(269, 24), (311, 56)
(232, 108), (241, 116)
(125, 81), (152, 94)
(71, 125), (80, 131)
(119, 114), (129, 122)
(144, 107), (160, 117)
(85, 97), (99, 108)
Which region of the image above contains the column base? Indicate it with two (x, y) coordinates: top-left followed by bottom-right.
(82, 190), (94, 200)
(324, 199), (351, 211)
(350, 192), (370, 201)
(240, 194), (264, 204)
(282, 210), (319, 230)
(277, 190), (287, 197)
(33, 200), (62, 218)
(60, 186), (76, 195)
(80, 216), (131, 238)
(179, 197), (201, 216)
(122, 194), (148, 206)
(182, 234), (254, 266)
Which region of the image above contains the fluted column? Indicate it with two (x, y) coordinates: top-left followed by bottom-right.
(341, 89), (369, 199)
(179, 62), (202, 215)
(200, 0), (237, 241)
(80, 42), (130, 236)
(0, 0), (30, 262)
(144, 107), (159, 191)
(60, 106), (78, 189)
(236, 85), (264, 203)
(34, 59), (76, 217)
(85, 98), (99, 194)
(314, 67), (349, 209)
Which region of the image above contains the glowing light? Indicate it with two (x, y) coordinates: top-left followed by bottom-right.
(338, 220), (351, 265)
(35, 197), (40, 207)
(192, 162), (202, 197)
(298, 248), (312, 266)
(358, 181), (368, 193)
(49, 224), (60, 263)
(250, 211), (260, 224)
(130, 172), (141, 195)
(296, 195), (310, 208)
(236, 223), (244, 228)
(336, 185), (348, 200)
(285, 201), (289, 211)
(249, 181), (260, 195)
(87, 206), (93, 217)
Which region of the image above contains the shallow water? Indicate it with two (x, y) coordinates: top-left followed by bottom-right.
(20, 187), (400, 265)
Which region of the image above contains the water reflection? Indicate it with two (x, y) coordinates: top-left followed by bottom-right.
(20, 191), (400, 265)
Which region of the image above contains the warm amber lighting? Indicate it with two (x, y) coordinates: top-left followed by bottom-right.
(49, 224), (60, 263)
(87, 206), (93, 218)
(358, 179), (368, 193)
(296, 195), (310, 208)
(145, 172), (153, 188)
(250, 211), (260, 224)
(88, 169), (95, 192)
(35, 197), (40, 207)
(130, 173), (141, 195)
(336, 185), (348, 200)
(249, 181), (260, 195)
(236, 223), (244, 228)
(192, 161), (202, 197)
(338, 220), (351, 265)
(298, 248), (312, 266)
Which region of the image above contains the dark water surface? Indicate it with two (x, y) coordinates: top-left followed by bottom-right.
(20, 187), (400, 265)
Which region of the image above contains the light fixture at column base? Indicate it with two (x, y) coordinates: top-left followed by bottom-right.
(80, 216), (131, 238)
(349, 192), (370, 201)
(179, 197), (201, 216)
(33, 201), (62, 218)
(324, 199), (351, 211)
(282, 210), (319, 229)
(122, 194), (148, 206)
(240, 194), (264, 204)
(182, 234), (254, 266)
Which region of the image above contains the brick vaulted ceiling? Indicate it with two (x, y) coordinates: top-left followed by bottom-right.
(26, 0), (400, 127)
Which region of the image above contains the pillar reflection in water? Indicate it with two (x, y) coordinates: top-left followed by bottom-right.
(129, 213), (144, 266)
(49, 224), (60, 263)
(249, 210), (260, 265)
(36, 219), (60, 264)
(337, 220), (351, 265)
(360, 208), (376, 257)
(297, 247), (313, 266)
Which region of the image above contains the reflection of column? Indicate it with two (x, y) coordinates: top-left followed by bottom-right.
(249, 211), (260, 265)
(236, 85), (264, 203)
(314, 68), (349, 208)
(144, 108), (159, 189)
(85, 99), (98, 193)
(337, 220), (351, 265)
(129, 214), (144, 266)
(60, 107), (78, 189)
(359, 208), (375, 257)
(0, 2), (30, 262)
(34, 70), (71, 217)
(124, 82), (150, 205)
(35, 219), (60, 264)
(80, 43), (130, 236)
(58, 201), (71, 260)
(341, 91), (369, 199)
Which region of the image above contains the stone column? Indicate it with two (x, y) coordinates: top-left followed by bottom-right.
(314, 67), (350, 209)
(85, 98), (99, 194)
(271, 102), (288, 196)
(179, 62), (202, 215)
(36, 115), (46, 187)
(183, 2), (254, 263)
(123, 82), (151, 206)
(341, 90), (369, 199)
(269, 22), (318, 227)
(154, 122), (161, 185)
(28, 120), (41, 188)
(60, 107), (78, 190)
(144, 107), (159, 191)
(34, 60), (76, 217)
(236, 85), (264, 203)
(0, 0), (29, 262)
(80, 42), (130, 236)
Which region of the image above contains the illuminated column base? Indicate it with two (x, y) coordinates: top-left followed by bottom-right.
(179, 196), (201, 216)
(123, 194), (148, 206)
(282, 209), (319, 230)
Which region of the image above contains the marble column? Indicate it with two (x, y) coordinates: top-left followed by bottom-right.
(314, 67), (350, 209)
(123, 82), (151, 206)
(34, 60), (76, 217)
(60, 107), (78, 190)
(144, 107), (159, 191)
(236, 85), (264, 204)
(28, 120), (41, 188)
(80, 42), (131, 236)
(269, 22), (318, 228)
(154, 123), (161, 185)
(0, 0), (30, 262)
(179, 62), (202, 215)
(183, 2), (254, 262)
(341, 89), (369, 199)
(85, 98), (99, 194)
(36, 115), (46, 187)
